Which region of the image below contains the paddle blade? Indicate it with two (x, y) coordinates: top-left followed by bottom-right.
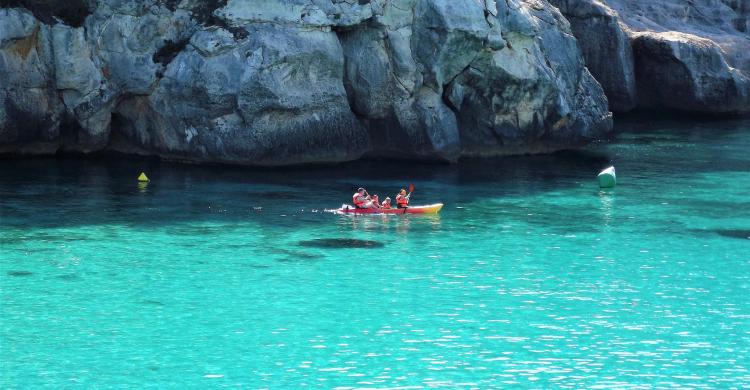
(409, 183), (414, 193)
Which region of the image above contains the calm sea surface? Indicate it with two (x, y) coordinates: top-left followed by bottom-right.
(2, 119), (749, 388)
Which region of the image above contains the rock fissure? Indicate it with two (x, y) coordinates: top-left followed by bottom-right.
(152, 37), (190, 66)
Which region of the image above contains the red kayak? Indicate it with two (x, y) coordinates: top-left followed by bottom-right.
(335, 203), (443, 214)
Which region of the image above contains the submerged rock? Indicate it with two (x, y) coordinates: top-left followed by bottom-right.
(272, 248), (325, 260)
(140, 299), (165, 306)
(7, 270), (33, 277)
(56, 273), (81, 281)
(298, 238), (385, 249)
(714, 229), (750, 240)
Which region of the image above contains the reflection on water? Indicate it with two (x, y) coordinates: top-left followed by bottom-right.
(598, 190), (615, 228)
(333, 212), (442, 235)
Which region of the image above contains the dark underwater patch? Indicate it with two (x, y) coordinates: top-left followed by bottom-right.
(277, 255), (322, 263)
(56, 273), (80, 281)
(255, 191), (300, 200)
(0, 236), (24, 245)
(272, 248), (324, 262)
(294, 252), (323, 259)
(277, 257), (305, 263)
(714, 229), (750, 240)
(298, 238), (384, 249)
(7, 270), (33, 277)
(141, 300), (165, 306)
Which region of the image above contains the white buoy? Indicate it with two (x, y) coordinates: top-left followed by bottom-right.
(598, 166), (616, 188)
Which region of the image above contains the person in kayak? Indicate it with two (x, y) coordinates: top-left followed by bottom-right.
(371, 194), (381, 209)
(396, 189), (410, 209)
(381, 197), (392, 209)
(353, 187), (372, 209)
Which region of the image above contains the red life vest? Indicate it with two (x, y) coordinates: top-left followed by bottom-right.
(396, 194), (409, 207)
(353, 193), (366, 207)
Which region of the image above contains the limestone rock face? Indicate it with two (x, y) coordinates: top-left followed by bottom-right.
(449, 0), (612, 155)
(550, 0), (637, 112)
(0, 8), (62, 153)
(0, 0), (612, 165)
(550, 0), (750, 114)
(633, 31), (750, 114)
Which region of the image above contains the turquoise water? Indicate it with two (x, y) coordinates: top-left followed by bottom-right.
(2, 119), (750, 388)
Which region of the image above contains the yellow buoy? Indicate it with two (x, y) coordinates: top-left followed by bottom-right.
(137, 172), (150, 182)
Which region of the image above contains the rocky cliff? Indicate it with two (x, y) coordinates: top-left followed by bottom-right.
(550, 0), (750, 114)
(0, 0), (746, 166)
(0, 0), (612, 165)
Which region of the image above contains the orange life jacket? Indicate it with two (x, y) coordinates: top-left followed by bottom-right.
(353, 193), (366, 206)
(396, 194), (409, 207)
